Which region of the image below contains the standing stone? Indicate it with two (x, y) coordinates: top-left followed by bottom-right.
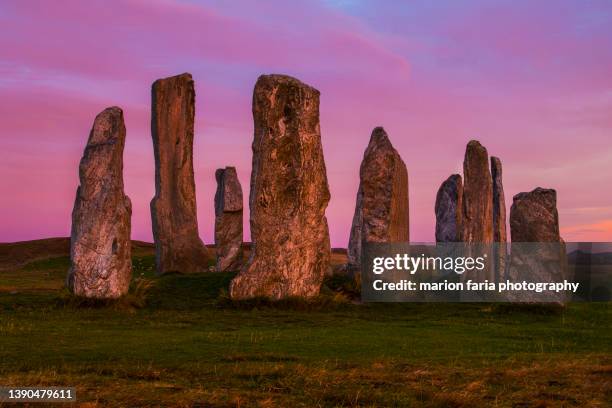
(510, 188), (560, 242)
(347, 127), (409, 273)
(459, 140), (494, 285)
(491, 157), (507, 243)
(435, 174), (463, 242)
(230, 74), (331, 299)
(346, 185), (364, 269)
(508, 188), (567, 300)
(150, 73), (209, 274)
(491, 156), (507, 279)
(67, 107), (132, 298)
(461, 140), (493, 243)
(214, 167), (243, 271)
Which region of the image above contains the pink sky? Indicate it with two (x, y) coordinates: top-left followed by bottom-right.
(1, 0), (611, 245)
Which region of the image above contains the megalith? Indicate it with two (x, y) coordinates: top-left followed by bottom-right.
(491, 156), (507, 279)
(461, 140), (494, 243)
(510, 188), (560, 242)
(229, 74), (331, 299)
(214, 167), (243, 272)
(347, 127), (410, 273)
(508, 188), (567, 299)
(67, 107), (132, 298)
(435, 174), (463, 242)
(150, 73), (209, 274)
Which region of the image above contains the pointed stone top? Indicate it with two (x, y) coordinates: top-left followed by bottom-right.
(371, 126), (388, 139)
(255, 74), (320, 94)
(367, 126), (395, 151)
(491, 156), (503, 178)
(99, 106), (123, 116)
(89, 107), (124, 145)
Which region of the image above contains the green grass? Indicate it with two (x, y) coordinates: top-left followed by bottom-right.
(0, 254), (610, 407)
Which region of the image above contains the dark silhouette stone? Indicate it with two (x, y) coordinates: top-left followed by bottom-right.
(214, 167), (243, 272)
(491, 156), (507, 279)
(491, 157), (507, 244)
(435, 174), (463, 242)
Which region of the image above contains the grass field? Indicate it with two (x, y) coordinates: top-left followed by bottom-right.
(0, 239), (610, 407)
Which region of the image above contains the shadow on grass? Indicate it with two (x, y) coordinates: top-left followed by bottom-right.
(14, 254), (573, 319)
(56, 277), (156, 312)
(491, 303), (566, 316)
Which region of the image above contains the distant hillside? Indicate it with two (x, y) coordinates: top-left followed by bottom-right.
(0, 238), (155, 271)
(567, 250), (612, 265)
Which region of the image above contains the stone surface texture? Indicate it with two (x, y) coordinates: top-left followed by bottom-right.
(230, 74), (331, 299)
(347, 186), (364, 268)
(508, 188), (567, 299)
(67, 107), (132, 298)
(461, 140), (494, 243)
(150, 73), (209, 274)
(510, 188), (561, 242)
(491, 157), (507, 244)
(491, 156), (507, 279)
(435, 174), (463, 242)
(214, 167), (243, 272)
(347, 127), (410, 270)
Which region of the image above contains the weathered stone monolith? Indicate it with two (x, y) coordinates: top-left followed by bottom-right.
(510, 188), (560, 242)
(458, 140), (494, 285)
(491, 157), (507, 243)
(214, 167), (243, 272)
(347, 186), (364, 270)
(462, 140), (494, 243)
(229, 74), (331, 299)
(491, 156), (507, 279)
(150, 73), (209, 274)
(508, 188), (567, 300)
(435, 174), (463, 242)
(67, 107), (132, 298)
(347, 127), (409, 273)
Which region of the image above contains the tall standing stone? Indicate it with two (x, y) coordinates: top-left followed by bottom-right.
(347, 127), (409, 272)
(491, 157), (507, 243)
(461, 140), (493, 243)
(459, 140), (494, 284)
(214, 167), (243, 272)
(229, 75), (331, 299)
(67, 107), (132, 298)
(491, 156), (507, 279)
(150, 73), (209, 274)
(347, 186), (364, 269)
(435, 174), (463, 242)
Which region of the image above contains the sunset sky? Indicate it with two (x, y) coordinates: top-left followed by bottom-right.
(1, 0), (611, 245)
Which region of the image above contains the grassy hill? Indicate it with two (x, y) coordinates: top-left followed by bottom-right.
(0, 238), (610, 407)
